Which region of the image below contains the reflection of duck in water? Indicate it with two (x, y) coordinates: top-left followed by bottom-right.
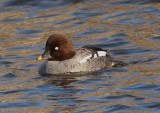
(42, 74), (79, 87)
(42, 72), (110, 88)
(37, 34), (126, 75)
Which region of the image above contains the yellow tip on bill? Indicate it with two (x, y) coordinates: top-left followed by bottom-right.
(36, 55), (42, 60)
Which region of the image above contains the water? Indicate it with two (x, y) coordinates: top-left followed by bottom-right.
(0, 0), (160, 112)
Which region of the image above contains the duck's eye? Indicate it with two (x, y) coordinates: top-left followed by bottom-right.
(55, 46), (59, 50)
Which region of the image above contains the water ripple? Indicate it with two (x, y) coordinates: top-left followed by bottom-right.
(0, 0), (160, 112)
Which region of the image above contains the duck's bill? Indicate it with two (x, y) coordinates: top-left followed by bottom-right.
(36, 50), (50, 60)
(36, 55), (43, 60)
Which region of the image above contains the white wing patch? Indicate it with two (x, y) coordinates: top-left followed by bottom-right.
(97, 51), (106, 57)
(79, 51), (106, 63)
(93, 54), (98, 58)
(79, 55), (92, 63)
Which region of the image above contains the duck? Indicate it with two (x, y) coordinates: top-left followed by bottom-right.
(36, 34), (125, 75)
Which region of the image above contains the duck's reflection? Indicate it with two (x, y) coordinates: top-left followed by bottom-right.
(40, 73), (89, 88)
(40, 69), (114, 88)
(43, 74), (79, 88)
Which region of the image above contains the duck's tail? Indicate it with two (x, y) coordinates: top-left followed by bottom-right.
(112, 60), (128, 68)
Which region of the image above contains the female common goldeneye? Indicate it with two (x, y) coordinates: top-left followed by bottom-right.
(37, 34), (125, 75)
